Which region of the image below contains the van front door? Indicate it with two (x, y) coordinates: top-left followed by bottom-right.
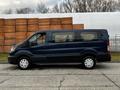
(28, 32), (48, 63)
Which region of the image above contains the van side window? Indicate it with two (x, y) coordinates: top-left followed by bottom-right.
(29, 33), (46, 46)
(37, 34), (46, 44)
(80, 32), (98, 41)
(52, 32), (74, 43)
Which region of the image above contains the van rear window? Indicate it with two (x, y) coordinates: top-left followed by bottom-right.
(77, 32), (99, 41)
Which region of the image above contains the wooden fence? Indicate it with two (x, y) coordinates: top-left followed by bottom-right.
(0, 17), (84, 53)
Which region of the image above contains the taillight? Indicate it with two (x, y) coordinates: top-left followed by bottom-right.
(107, 45), (110, 52)
(107, 40), (111, 52)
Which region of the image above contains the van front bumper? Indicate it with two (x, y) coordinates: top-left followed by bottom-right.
(8, 56), (18, 64)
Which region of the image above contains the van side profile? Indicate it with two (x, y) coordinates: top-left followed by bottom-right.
(8, 29), (111, 70)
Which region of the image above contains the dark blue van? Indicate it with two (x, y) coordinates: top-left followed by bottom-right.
(8, 29), (111, 70)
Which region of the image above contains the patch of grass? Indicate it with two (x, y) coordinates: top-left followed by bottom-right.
(0, 53), (8, 63)
(0, 52), (120, 63)
(111, 52), (120, 62)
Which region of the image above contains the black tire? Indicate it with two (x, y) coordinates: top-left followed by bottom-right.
(18, 57), (31, 70)
(82, 56), (96, 69)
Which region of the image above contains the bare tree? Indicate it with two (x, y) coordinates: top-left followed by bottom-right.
(92, 0), (117, 12)
(52, 4), (60, 13)
(3, 9), (13, 14)
(73, 0), (88, 12)
(1, 0), (120, 14)
(105, 0), (117, 12)
(36, 3), (49, 13)
(116, 0), (120, 11)
(62, 0), (74, 13)
(16, 7), (34, 14)
(73, 0), (117, 12)
(52, 4), (63, 13)
(52, 0), (118, 13)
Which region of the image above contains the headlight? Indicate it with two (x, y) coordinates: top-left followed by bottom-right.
(10, 46), (16, 52)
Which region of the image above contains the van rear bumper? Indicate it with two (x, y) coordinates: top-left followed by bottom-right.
(97, 53), (111, 62)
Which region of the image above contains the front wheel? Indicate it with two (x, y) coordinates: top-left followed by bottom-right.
(18, 57), (31, 70)
(82, 56), (96, 69)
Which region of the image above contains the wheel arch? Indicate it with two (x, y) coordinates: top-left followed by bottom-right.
(80, 49), (98, 61)
(15, 50), (33, 62)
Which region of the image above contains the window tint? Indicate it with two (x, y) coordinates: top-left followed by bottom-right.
(52, 32), (74, 43)
(79, 32), (98, 41)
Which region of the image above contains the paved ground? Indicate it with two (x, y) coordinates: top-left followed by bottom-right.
(0, 63), (120, 90)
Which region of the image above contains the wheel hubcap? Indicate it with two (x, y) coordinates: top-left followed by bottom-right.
(19, 59), (29, 69)
(84, 58), (94, 68)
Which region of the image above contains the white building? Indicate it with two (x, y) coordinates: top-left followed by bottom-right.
(0, 12), (120, 39)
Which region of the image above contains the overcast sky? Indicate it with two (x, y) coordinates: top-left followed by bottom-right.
(0, 0), (61, 12)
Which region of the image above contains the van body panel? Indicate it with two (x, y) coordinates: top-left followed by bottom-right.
(8, 29), (111, 65)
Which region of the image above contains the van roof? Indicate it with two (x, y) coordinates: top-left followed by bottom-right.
(35, 29), (108, 33)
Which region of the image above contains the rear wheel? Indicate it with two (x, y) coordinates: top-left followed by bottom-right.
(82, 56), (96, 69)
(18, 57), (31, 70)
